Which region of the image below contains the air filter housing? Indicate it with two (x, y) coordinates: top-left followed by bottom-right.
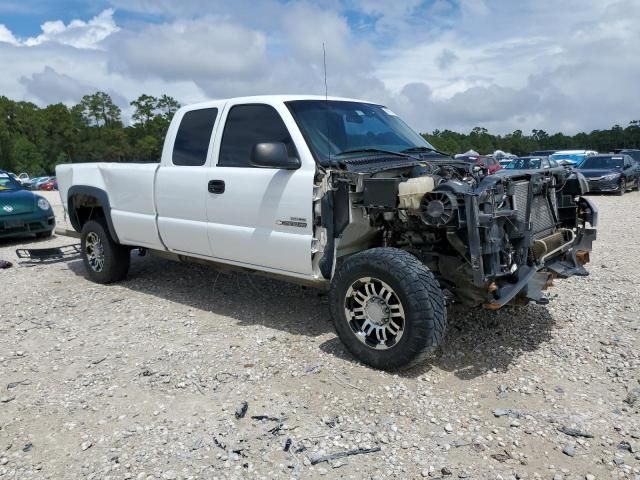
(420, 191), (458, 227)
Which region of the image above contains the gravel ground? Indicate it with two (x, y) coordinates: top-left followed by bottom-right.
(0, 191), (639, 480)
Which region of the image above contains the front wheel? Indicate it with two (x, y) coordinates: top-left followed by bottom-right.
(617, 179), (625, 196)
(329, 248), (447, 370)
(81, 220), (130, 284)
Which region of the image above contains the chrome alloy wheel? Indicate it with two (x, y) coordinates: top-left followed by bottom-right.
(85, 232), (105, 272)
(344, 277), (405, 350)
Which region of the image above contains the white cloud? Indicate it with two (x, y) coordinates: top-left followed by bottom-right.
(107, 18), (267, 82)
(0, 1), (638, 135)
(22, 9), (119, 49)
(0, 24), (18, 45)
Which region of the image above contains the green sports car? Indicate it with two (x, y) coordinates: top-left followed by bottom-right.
(0, 170), (55, 239)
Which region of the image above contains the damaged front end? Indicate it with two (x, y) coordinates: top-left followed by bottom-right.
(332, 158), (597, 309)
(467, 170), (597, 308)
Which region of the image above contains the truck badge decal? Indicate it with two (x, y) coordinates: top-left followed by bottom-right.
(276, 217), (307, 228)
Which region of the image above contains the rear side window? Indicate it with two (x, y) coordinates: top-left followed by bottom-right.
(172, 108), (218, 166)
(218, 104), (295, 167)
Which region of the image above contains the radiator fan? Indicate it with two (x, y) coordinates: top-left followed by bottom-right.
(420, 191), (458, 227)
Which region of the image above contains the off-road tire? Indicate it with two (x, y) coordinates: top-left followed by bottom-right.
(81, 220), (130, 284)
(329, 248), (447, 370)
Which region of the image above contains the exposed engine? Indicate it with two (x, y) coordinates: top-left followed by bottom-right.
(329, 157), (597, 307)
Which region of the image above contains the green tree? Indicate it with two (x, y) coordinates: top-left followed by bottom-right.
(134, 135), (161, 160)
(79, 92), (122, 128)
(131, 94), (157, 127)
(12, 136), (45, 175)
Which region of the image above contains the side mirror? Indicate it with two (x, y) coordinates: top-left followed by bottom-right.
(251, 142), (300, 170)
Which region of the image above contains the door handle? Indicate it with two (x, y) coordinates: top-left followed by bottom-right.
(208, 180), (225, 194)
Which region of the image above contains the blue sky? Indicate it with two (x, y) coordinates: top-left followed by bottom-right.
(0, 0), (637, 134)
(0, 0), (163, 36)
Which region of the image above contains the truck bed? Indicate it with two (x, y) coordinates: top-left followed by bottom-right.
(57, 163), (164, 249)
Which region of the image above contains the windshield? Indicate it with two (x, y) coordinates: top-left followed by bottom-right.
(0, 173), (22, 191)
(508, 157), (542, 169)
(286, 100), (435, 164)
(579, 156), (624, 169)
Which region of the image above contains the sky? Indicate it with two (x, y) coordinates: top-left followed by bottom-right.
(0, 0), (637, 134)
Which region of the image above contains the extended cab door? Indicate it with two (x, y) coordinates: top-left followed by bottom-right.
(155, 105), (222, 256)
(205, 101), (316, 276)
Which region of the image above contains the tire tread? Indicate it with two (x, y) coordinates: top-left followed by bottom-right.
(329, 247), (447, 370)
(81, 220), (130, 284)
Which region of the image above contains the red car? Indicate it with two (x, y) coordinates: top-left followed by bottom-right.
(41, 178), (58, 191)
(457, 155), (502, 174)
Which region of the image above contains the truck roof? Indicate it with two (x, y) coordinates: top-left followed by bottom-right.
(183, 94), (377, 110)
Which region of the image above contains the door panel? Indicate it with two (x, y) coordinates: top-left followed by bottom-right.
(205, 167), (315, 275)
(156, 167), (212, 256)
(155, 105), (221, 257)
(204, 102), (316, 276)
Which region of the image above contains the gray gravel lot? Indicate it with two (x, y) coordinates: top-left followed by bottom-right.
(0, 191), (639, 479)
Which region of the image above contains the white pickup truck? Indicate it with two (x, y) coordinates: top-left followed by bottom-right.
(57, 95), (597, 369)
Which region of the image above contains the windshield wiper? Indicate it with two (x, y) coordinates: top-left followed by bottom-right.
(400, 146), (450, 157)
(335, 148), (415, 159)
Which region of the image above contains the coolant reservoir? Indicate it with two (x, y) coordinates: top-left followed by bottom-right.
(398, 176), (436, 211)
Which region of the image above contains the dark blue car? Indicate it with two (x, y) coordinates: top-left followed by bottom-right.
(577, 154), (640, 195)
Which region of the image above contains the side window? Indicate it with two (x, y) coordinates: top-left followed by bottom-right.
(542, 158), (550, 168)
(219, 104), (296, 167)
(549, 158), (558, 168)
(173, 108), (218, 166)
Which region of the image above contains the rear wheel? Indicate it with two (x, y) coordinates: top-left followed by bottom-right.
(36, 230), (53, 239)
(80, 220), (130, 284)
(329, 248), (447, 370)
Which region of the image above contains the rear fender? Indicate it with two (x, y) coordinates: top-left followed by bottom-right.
(67, 185), (120, 243)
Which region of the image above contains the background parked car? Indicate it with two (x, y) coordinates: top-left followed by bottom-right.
(0, 170), (55, 239)
(505, 156), (559, 170)
(549, 150), (597, 167)
(23, 176), (43, 190)
(529, 149), (557, 157)
(577, 154), (640, 195)
(40, 177), (58, 191)
(26, 176), (53, 190)
(456, 152), (502, 174)
(615, 148), (640, 163)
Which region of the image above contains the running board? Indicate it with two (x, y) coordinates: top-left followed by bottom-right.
(55, 227), (81, 239)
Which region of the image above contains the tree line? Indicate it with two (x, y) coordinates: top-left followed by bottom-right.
(423, 124), (640, 157)
(1, 91), (639, 175)
(0, 92), (180, 175)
